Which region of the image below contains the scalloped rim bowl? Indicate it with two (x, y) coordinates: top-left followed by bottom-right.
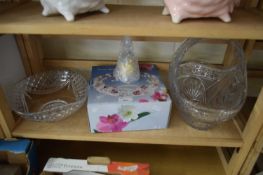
(11, 70), (87, 122)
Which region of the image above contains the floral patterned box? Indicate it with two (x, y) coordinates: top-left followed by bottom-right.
(87, 64), (172, 133)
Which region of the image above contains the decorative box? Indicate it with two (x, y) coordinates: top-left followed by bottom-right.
(87, 64), (172, 133)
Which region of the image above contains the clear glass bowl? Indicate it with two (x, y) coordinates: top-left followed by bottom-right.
(169, 39), (247, 130)
(11, 70), (87, 122)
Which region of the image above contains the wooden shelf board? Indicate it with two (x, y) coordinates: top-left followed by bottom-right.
(12, 105), (243, 147)
(0, 2), (263, 39)
(38, 141), (226, 175)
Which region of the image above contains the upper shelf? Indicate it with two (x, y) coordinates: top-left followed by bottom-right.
(0, 2), (263, 39)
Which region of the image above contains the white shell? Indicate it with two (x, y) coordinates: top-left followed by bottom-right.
(162, 0), (240, 23)
(40, 0), (110, 22)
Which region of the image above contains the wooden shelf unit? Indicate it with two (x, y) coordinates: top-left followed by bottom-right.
(0, 1), (263, 175)
(0, 2), (263, 39)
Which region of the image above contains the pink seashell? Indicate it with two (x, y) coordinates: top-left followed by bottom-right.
(162, 0), (240, 23)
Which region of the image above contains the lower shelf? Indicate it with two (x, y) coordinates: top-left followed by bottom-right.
(12, 105), (242, 147)
(38, 140), (226, 175)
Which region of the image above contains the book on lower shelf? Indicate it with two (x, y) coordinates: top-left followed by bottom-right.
(43, 157), (150, 175)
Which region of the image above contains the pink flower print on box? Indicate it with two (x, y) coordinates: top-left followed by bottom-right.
(95, 107), (151, 133)
(138, 98), (149, 103)
(96, 114), (128, 133)
(139, 64), (154, 71)
(151, 91), (168, 102)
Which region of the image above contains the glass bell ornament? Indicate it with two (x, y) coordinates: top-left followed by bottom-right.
(114, 37), (140, 84)
(169, 38), (247, 130)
